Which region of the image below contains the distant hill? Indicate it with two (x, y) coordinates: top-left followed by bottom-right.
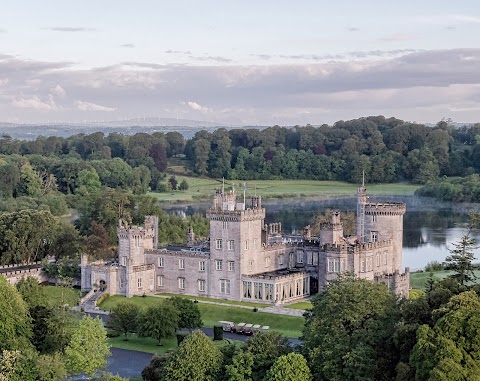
(0, 118), (268, 140)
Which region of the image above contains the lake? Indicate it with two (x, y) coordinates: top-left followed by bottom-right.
(164, 196), (480, 271)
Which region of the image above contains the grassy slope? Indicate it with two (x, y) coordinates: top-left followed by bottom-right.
(148, 176), (420, 203)
(99, 295), (304, 338)
(410, 270), (480, 290)
(156, 293), (269, 307)
(43, 285), (81, 307)
(284, 301), (313, 310)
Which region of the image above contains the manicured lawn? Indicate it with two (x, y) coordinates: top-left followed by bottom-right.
(148, 176), (420, 203)
(284, 301), (313, 310)
(409, 270), (480, 290)
(42, 285), (81, 307)
(108, 334), (241, 354)
(98, 295), (304, 338)
(156, 293), (269, 307)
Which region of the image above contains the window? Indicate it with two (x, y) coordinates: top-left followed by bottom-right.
(121, 256), (127, 266)
(279, 254), (284, 266)
(248, 260), (254, 271)
(372, 214), (377, 222)
(297, 251), (303, 263)
(157, 275), (164, 287)
(158, 257), (164, 268)
(367, 257), (373, 271)
(376, 253), (380, 267)
(265, 257), (270, 268)
(228, 261), (235, 272)
(215, 239), (223, 250)
(383, 251), (388, 265)
(215, 259), (223, 271)
(313, 253), (318, 265)
(198, 279), (205, 292)
(307, 251), (313, 265)
(199, 260), (206, 272)
(220, 279), (230, 294)
(179, 258), (185, 270)
(245, 240), (249, 250)
(254, 282), (263, 299)
(178, 277), (185, 289)
(327, 258), (334, 272)
(223, 221), (228, 230)
(361, 260), (366, 272)
(137, 278), (142, 288)
(228, 240), (235, 251)
(134, 236), (140, 247)
(371, 231), (378, 243)
(340, 258), (347, 272)
(243, 281), (252, 298)
(333, 259), (340, 273)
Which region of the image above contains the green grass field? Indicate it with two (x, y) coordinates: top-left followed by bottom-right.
(148, 176), (420, 203)
(42, 285), (81, 307)
(409, 270), (480, 290)
(284, 301), (313, 310)
(156, 293), (269, 307)
(108, 334), (240, 355)
(98, 295), (304, 338)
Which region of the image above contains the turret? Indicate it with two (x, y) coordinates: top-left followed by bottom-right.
(320, 211), (344, 245)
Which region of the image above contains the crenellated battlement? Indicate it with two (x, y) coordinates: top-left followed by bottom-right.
(206, 207), (265, 221)
(321, 239), (393, 254)
(364, 202), (406, 216)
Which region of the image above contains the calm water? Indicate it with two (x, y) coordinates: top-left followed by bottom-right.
(165, 196), (480, 270)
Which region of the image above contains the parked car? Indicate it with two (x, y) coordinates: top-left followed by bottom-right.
(218, 320), (236, 332)
(244, 323), (254, 335)
(252, 324), (261, 334)
(261, 325), (270, 332)
(236, 322), (246, 334)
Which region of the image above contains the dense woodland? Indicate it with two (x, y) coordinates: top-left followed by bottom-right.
(2, 115), (480, 266)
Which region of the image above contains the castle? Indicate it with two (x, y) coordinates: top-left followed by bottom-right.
(81, 184), (410, 304)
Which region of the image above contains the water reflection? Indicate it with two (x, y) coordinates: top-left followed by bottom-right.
(164, 196), (480, 270)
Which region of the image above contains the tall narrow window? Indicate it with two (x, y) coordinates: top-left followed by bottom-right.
(228, 261), (235, 272)
(245, 240), (249, 250)
(199, 260), (206, 272)
(179, 258), (185, 270)
(279, 254), (284, 265)
(198, 279), (205, 292)
(228, 240), (235, 251)
(215, 260), (223, 271)
(215, 239), (223, 250)
(157, 275), (164, 287)
(223, 221), (228, 230)
(178, 277), (185, 289)
(137, 278), (142, 288)
(158, 257), (164, 268)
(371, 231), (378, 243)
(220, 279), (230, 294)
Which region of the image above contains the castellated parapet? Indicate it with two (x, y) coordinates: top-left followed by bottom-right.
(364, 202), (406, 216)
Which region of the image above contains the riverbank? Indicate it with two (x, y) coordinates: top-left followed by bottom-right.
(148, 176), (420, 203)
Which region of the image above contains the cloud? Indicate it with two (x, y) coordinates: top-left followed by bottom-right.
(0, 28), (6, 33)
(189, 55), (232, 63)
(50, 84), (66, 97)
(379, 33), (419, 42)
(120, 43), (135, 48)
(11, 96), (58, 111)
(0, 78), (8, 86)
(2, 48), (480, 124)
(346, 27), (360, 32)
(165, 50), (192, 54)
(186, 101), (210, 112)
(43, 27), (96, 32)
(75, 100), (116, 112)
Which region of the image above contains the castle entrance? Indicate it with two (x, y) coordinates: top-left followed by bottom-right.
(99, 279), (107, 291)
(309, 277), (318, 295)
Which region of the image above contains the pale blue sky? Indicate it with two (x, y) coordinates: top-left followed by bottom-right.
(1, 1), (480, 124)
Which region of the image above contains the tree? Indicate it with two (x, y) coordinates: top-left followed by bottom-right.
(168, 176), (178, 191)
(36, 353), (67, 381)
(264, 353), (312, 381)
(138, 303), (179, 345)
(166, 297), (203, 330)
(410, 291), (480, 380)
(85, 221), (112, 260)
(244, 331), (290, 381)
(149, 143), (168, 172)
(303, 276), (399, 381)
(445, 233), (477, 286)
(0, 350), (37, 381)
(225, 351), (254, 381)
(163, 330), (222, 381)
(76, 168), (101, 195)
(106, 301), (140, 340)
(64, 316), (111, 378)
(178, 179), (189, 190)
(0, 277), (32, 352)
(17, 162), (42, 197)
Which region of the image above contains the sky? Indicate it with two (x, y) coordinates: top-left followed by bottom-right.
(1, 0), (480, 125)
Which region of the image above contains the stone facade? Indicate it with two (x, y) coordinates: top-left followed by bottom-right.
(81, 185), (410, 302)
